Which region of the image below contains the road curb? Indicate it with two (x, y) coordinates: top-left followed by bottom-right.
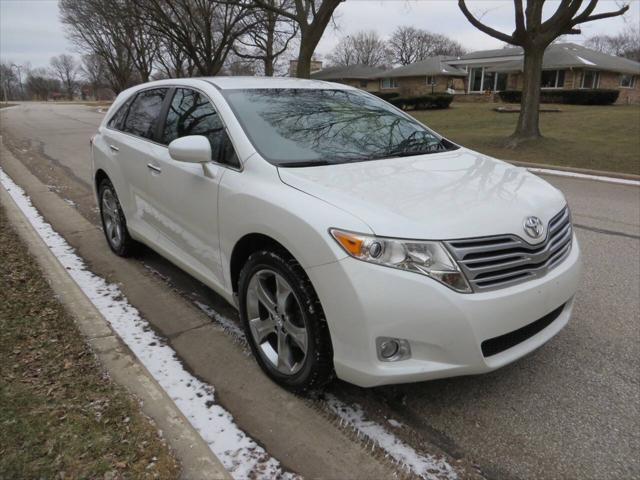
(0, 171), (231, 480)
(508, 160), (640, 185)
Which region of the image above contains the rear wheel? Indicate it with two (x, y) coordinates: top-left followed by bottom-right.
(98, 178), (138, 257)
(238, 250), (334, 393)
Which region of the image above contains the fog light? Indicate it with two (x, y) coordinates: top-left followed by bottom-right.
(380, 340), (399, 359)
(376, 337), (411, 362)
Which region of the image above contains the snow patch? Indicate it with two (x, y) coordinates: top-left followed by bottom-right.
(0, 166), (297, 480)
(576, 56), (596, 66)
(325, 394), (458, 480)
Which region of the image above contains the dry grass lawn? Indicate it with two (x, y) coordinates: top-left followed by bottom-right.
(0, 206), (180, 479)
(411, 102), (640, 175)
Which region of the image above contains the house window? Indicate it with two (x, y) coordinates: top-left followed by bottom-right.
(620, 74), (636, 88)
(426, 76), (436, 85)
(359, 80), (368, 88)
(541, 70), (565, 88)
(581, 70), (600, 89)
(380, 78), (398, 89)
(468, 67), (508, 92)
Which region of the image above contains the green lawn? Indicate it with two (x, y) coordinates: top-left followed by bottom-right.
(411, 103), (640, 175)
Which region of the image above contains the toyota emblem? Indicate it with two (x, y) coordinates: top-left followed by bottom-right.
(523, 216), (544, 239)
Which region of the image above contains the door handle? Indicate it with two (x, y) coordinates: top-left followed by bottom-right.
(108, 144), (119, 152)
(147, 163), (162, 174)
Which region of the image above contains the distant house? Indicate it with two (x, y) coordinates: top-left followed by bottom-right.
(447, 43), (640, 104)
(310, 64), (388, 92)
(289, 59), (324, 77)
(311, 43), (640, 104)
(377, 57), (468, 95)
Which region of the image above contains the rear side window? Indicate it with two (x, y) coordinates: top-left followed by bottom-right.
(122, 88), (168, 140)
(161, 88), (239, 168)
(107, 97), (133, 131)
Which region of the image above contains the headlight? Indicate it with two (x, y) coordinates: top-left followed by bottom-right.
(330, 229), (471, 293)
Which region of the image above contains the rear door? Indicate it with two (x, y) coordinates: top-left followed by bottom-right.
(146, 87), (241, 287)
(108, 87), (169, 238)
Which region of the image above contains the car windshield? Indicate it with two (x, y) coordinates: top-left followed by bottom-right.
(222, 88), (457, 167)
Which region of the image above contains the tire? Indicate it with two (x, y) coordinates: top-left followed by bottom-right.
(98, 178), (139, 257)
(238, 249), (334, 394)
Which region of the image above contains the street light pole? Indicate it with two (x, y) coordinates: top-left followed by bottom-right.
(11, 64), (25, 100)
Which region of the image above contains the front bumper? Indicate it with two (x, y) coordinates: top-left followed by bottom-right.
(306, 234), (582, 387)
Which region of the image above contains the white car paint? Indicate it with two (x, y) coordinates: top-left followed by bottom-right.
(92, 77), (581, 387)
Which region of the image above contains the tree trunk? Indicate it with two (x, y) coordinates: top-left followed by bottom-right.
(510, 46), (544, 145)
(295, 35), (314, 79)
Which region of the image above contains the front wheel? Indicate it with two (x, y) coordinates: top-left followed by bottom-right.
(238, 250), (334, 393)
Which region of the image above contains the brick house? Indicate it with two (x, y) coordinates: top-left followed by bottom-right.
(447, 43), (640, 104)
(310, 64), (388, 92)
(377, 57), (468, 96)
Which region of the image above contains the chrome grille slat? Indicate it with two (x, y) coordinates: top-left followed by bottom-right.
(445, 206), (573, 292)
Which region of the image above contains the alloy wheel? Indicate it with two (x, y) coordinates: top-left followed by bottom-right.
(101, 188), (123, 249)
(245, 269), (309, 376)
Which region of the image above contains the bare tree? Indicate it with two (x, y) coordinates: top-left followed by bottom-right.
(252, 0), (344, 78)
(234, 0), (298, 76)
(388, 26), (466, 66)
(138, 0), (255, 76)
(60, 0), (136, 93)
(328, 30), (390, 67)
(155, 34), (196, 78)
(80, 53), (107, 99)
(26, 68), (61, 101)
(50, 54), (78, 99)
(121, 1), (159, 82)
(0, 63), (19, 101)
(585, 26), (640, 61)
(458, 0), (629, 145)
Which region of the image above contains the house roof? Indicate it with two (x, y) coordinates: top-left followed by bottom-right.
(380, 56), (468, 78)
(310, 64), (388, 80)
(455, 46), (523, 61)
(470, 43), (640, 75)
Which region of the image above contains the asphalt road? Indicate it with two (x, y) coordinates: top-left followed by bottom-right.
(2, 103), (639, 479)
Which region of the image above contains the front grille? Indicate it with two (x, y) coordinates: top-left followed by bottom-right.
(445, 207), (572, 292)
(481, 303), (566, 357)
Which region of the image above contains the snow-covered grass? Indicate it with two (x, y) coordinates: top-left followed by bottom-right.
(0, 166), (296, 480)
(325, 395), (458, 480)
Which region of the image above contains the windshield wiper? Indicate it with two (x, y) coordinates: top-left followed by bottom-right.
(279, 159), (333, 168)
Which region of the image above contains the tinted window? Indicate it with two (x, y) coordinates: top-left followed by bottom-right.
(107, 97), (133, 130)
(162, 88), (239, 168)
(122, 88), (168, 140)
(223, 88), (455, 167)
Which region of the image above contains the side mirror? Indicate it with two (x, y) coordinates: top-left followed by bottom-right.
(168, 135), (211, 164)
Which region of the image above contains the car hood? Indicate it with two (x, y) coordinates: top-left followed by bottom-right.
(278, 149), (566, 241)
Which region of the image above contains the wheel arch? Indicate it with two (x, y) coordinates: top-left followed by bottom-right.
(94, 168), (110, 195)
(229, 233), (294, 294)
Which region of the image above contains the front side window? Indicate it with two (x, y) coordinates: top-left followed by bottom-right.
(122, 88), (168, 140)
(223, 88), (457, 167)
(620, 74), (636, 88)
(161, 88), (239, 168)
(581, 70), (600, 89)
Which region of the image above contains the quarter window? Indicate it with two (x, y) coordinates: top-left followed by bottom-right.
(161, 88), (239, 168)
(107, 97), (133, 131)
(122, 88), (168, 140)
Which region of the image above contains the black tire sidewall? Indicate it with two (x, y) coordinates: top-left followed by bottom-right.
(238, 250), (332, 392)
(98, 179), (132, 256)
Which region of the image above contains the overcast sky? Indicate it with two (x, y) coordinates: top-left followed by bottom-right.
(1, 0), (639, 70)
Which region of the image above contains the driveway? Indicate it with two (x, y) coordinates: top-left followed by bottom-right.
(1, 102), (638, 479)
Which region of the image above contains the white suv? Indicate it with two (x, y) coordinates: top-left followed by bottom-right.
(91, 77), (581, 392)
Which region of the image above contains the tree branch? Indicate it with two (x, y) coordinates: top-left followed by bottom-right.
(572, 4), (629, 26)
(458, 0), (514, 44)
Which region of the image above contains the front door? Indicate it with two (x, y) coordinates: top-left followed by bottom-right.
(146, 87), (238, 286)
